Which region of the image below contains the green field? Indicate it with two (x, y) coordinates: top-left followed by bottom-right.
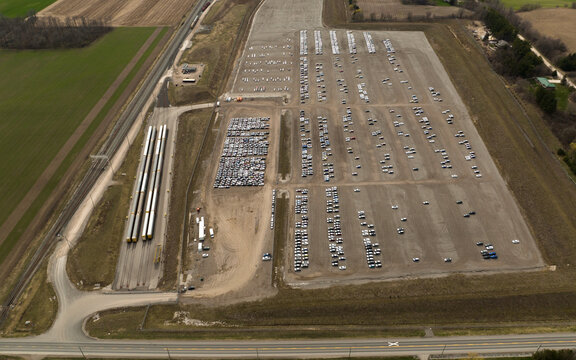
(0, 0), (57, 17)
(501, 0), (575, 9)
(0, 27), (156, 261)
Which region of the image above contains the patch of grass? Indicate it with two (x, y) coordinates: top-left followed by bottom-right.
(500, 0), (575, 9)
(554, 84), (572, 111)
(435, 326), (576, 336)
(170, 0), (259, 105)
(272, 194), (288, 287)
(201, 0), (229, 25)
(87, 306), (148, 338)
(0, 27), (158, 267)
(278, 112), (291, 178)
(159, 109), (213, 290)
(87, 302), (424, 339)
(0, 0), (56, 17)
(0, 260), (56, 336)
(324, 0), (349, 26)
(434, 0), (452, 6)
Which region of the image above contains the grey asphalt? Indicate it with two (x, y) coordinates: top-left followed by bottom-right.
(1, 333), (575, 358)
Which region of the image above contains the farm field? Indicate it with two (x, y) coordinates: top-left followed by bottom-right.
(0, 27), (157, 264)
(357, 0), (468, 20)
(0, 0), (57, 17)
(518, 8), (576, 52)
(39, 0), (198, 26)
(501, 0), (576, 9)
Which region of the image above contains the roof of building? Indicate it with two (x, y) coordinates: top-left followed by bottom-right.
(537, 77), (556, 88)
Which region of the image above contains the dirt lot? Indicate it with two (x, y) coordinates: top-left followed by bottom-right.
(358, 0), (468, 20)
(181, 103), (281, 303)
(39, 0), (198, 26)
(518, 8), (576, 53)
(182, 1), (543, 299)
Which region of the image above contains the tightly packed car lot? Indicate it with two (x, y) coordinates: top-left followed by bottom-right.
(213, 117), (270, 188)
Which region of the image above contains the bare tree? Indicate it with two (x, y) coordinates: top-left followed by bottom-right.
(0, 13), (111, 49)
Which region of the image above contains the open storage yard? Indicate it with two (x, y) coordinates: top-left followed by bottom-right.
(181, 0), (544, 296)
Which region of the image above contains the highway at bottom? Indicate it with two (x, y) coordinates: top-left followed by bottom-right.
(1, 333), (575, 358)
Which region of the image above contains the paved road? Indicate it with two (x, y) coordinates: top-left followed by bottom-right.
(1, 333), (575, 357)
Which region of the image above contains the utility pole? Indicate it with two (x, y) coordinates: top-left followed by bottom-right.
(57, 233), (71, 248)
(79, 346), (87, 360)
(90, 154), (114, 174)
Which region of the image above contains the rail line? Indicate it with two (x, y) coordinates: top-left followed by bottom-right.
(0, 0), (211, 325)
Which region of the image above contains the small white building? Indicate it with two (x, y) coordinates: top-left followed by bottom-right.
(198, 216), (206, 241)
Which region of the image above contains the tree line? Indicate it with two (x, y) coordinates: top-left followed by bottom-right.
(0, 12), (112, 49)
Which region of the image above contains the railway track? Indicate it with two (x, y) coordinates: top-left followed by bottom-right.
(0, 0), (210, 326)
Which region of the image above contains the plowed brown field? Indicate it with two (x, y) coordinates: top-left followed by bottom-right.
(358, 0), (469, 20)
(519, 8), (576, 53)
(39, 0), (198, 26)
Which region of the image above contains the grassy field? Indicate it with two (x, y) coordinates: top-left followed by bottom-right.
(272, 194), (289, 287)
(0, 0), (56, 17)
(0, 27), (157, 276)
(554, 84), (572, 111)
(169, 0), (259, 105)
(0, 260), (57, 336)
(501, 0), (575, 9)
(278, 112), (291, 178)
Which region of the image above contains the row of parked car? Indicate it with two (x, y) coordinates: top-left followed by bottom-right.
(355, 204), (382, 269)
(326, 187), (347, 271)
(293, 189), (310, 272)
(299, 110), (313, 178)
(299, 57), (309, 103)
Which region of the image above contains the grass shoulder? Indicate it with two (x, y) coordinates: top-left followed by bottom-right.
(0, 0), (57, 17)
(0, 260), (56, 336)
(500, 0), (576, 10)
